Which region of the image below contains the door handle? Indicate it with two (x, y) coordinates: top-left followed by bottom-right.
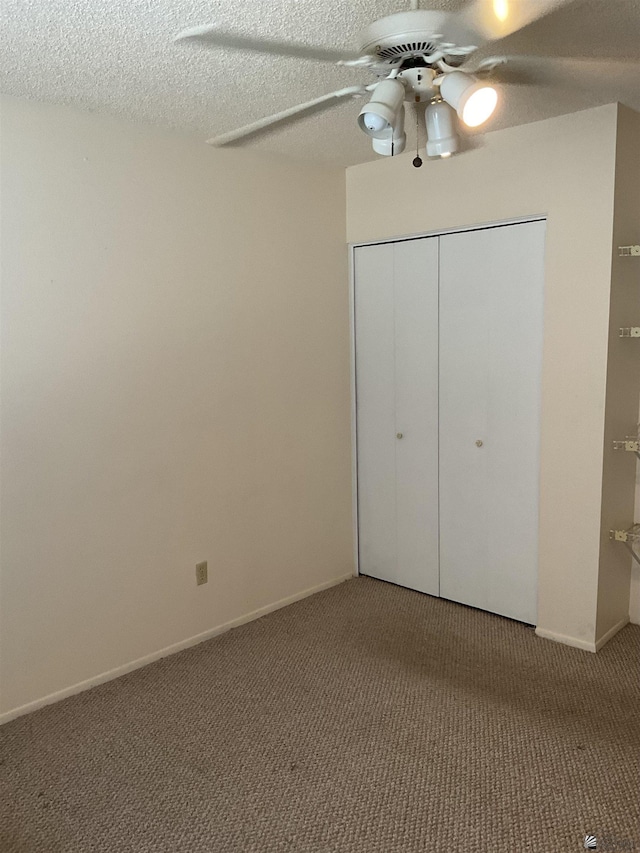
(396, 433), (403, 439)
(476, 440), (483, 447)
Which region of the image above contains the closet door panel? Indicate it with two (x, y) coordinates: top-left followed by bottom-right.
(354, 244), (397, 582)
(354, 238), (439, 593)
(439, 221), (545, 623)
(393, 238), (440, 595)
(438, 237), (491, 611)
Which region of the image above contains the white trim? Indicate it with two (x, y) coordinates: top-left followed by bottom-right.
(349, 244), (360, 577)
(536, 615), (631, 653)
(535, 627), (597, 653)
(0, 573), (353, 726)
(349, 214), (547, 250)
(595, 616), (630, 651)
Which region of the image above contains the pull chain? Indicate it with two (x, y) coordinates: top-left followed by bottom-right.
(413, 105), (423, 168)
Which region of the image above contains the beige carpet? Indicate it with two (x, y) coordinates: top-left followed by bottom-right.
(1, 577), (639, 853)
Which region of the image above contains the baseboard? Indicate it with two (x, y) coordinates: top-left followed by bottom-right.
(535, 627), (597, 653)
(0, 573), (353, 726)
(595, 616), (630, 651)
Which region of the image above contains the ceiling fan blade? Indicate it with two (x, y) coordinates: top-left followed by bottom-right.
(466, 54), (640, 86)
(459, 0), (573, 42)
(207, 86), (368, 147)
(175, 25), (362, 64)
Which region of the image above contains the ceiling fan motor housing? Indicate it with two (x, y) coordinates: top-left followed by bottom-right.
(357, 10), (480, 65)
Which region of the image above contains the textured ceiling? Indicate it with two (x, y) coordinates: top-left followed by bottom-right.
(2, 0), (640, 166)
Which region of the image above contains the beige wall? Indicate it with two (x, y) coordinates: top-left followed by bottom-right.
(620, 112), (640, 629)
(632, 442), (640, 624)
(633, 395), (640, 624)
(0, 96), (353, 720)
(347, 104), (623, 651)
(597, 105), (640, 636)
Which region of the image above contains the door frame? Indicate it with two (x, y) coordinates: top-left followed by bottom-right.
(349, 214), (547, 578)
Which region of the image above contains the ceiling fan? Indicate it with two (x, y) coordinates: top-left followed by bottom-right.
(174, 0), (576, 161)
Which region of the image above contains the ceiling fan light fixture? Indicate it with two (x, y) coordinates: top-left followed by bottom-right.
(461, 85), (498, 128)
(357, 78), (406, 139)
(493, 0), (509, 23)
(372, 105), (407, 156)
(440, 71), (498, 128)
(425, 101), (459, 159)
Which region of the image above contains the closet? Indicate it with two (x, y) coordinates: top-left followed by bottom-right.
(354, 219), (545, 624)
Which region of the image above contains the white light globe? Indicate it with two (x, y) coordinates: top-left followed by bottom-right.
(440, 72), (499, 129)
(425, 101), (459, 158)
(372, 133), (406, 156)
(461, 86), (498, 128)
(371, 105), (406, 157)
(357, 79), (406, 139)
(363, 112), (388, 133)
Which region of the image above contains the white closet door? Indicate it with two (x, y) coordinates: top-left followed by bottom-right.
(354, 243), (397, 584)
(355, 238), (440, 595)
(438, 221), (545, 623)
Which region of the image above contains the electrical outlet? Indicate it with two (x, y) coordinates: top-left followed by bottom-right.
(196, 561), (208, 586)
